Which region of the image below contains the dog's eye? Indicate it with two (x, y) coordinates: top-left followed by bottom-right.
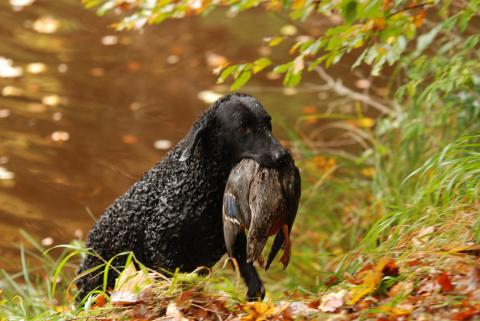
(238, 126), (250, 134)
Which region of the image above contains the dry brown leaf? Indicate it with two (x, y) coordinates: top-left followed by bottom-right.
(388, 281), (413, 297)
(319, 290), (346, 312)
(437, 272), (454, 292)
(110, 261), (152, 304)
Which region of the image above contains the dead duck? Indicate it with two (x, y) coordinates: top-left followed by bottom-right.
(223, 154), (301, 275)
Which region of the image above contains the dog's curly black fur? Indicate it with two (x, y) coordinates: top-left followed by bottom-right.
(77, 93), (288, 300)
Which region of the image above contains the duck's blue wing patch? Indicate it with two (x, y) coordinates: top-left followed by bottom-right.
(223, 193), (241, 225)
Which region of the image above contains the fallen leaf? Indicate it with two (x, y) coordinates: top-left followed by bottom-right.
(280, 25), (297, 36)
(319, 290), (346, 312)
(90, 67), (105, 77)
(347, 257), (397, 305)
(0, 167), (14, 180)
(176, 289), (195, 306)
(324, 275), (339, 287)
(28, 103), (47, 113)
(466, 266), (480, 292)
(356, 118), (375, 128)
(206, 52), (228, 68)
(355, 79), (371, 89)
(165, 302), (188, 321)
(417, 279), (440, 295)
(0, 109), (11, 118)
(41, 237), (53, 246)
(2, 86), (23, 96)
(110, 261), (153, 304)
(242, 302), (276, 321)
(10, 0), (35, 9)
(166, 55), (180, 64)
(301, 105), (317, 114)
(122, 135), (138, 144)
(437, 272), (454, 292)
(377, 305), (411, 316)
(33, 16), (60, 34)
(0, 57), (22, 78)
(51, 131), (70, 142)
(453, 307), (480, 321)
(93, 294), (106, 309)
(197, 90), (222, 104)
(153, 139), (172, 150)
(26, 62), (47, 74)
(361, 167), (376, 177)
(42, 95), (63, 106)
(389, 281), (413, 297)
(101, 35), (118, 46)
(127, 61), (141, 72)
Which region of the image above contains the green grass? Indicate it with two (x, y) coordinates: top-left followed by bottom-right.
(0, 231), (83, 320)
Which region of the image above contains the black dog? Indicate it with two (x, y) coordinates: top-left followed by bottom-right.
(77, 93), (288, 301)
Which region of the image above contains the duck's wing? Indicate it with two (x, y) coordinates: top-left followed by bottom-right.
(223, 192), (243, 258)
(223, 159), (260, 259)
(265, 161), (301, 270)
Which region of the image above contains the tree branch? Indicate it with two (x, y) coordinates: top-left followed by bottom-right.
(387, 2), (434, 18)
(313, 67), (395, 115)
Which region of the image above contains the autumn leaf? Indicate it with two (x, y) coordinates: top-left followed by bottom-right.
(361, 167), (376, 177)
(110, 261), (153, 304)
(242, 302), (276, 321)
(301, 105), (317, 114)
(413, 10), (426, 28)
(383, 0), (392, 10)
(453, 307), (480, 321)
(437, 272), (454, 292)
(92, 294), (106, 309)
(347, 257), (397, 305)
(319, 290), (346, 312)
(122, 135), (138, 144)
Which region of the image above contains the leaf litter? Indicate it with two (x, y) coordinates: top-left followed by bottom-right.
(71, 245), (480, 321)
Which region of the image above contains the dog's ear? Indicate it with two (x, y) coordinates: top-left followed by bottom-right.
(179, 109), (215, 162)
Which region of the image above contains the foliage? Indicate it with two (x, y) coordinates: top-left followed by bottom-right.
(82, 0), (480, 90)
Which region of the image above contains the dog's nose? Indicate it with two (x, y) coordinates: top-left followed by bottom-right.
(272, 148), (288, 163)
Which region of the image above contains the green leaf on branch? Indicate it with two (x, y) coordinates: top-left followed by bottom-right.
(416, 26), (441, 54)
(252, 58), (272, 74)
(273, 62), (292, 74)
(218, 65), (238, 84)
(342, 0), (358, 24)
(231, 70), (252, 90)
(266, 36), (284, 47)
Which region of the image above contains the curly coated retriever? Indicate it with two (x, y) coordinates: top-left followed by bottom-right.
(77, 93), (289, 301)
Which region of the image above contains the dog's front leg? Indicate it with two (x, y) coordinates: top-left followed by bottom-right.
(232, 232), (265, 301)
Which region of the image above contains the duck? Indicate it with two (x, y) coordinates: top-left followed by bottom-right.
(222, 154), (301, 271)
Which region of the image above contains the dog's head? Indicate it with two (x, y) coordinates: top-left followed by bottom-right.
(180, 93), (288, 168)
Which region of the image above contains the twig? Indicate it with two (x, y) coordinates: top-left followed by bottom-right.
(387, 2), (434, 18)
(314, 67), (394, 115)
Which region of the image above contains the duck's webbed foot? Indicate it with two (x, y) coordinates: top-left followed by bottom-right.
(279, 224), (291, 269)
